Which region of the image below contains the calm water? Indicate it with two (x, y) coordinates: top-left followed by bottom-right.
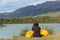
(0, 24), (60, 38)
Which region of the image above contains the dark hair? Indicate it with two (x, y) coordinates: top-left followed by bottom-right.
(33, 22), (39, 27)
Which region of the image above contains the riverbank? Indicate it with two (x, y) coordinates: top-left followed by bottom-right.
(0, 32), (60, 40)
(11, 32), (60, 40)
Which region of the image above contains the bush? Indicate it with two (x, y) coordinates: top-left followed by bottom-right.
(20, 28), (29, 37)
(12, 35), (18, 40)
(42, 26), (54, 35)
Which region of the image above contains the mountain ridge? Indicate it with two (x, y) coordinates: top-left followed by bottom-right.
(0, 1), (60, 18)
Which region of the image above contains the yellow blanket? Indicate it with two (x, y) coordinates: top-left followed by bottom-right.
(40, 29), (49, 37)
(25, 31), (34, 38)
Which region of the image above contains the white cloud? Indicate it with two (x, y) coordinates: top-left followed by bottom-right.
(0, 0), (21, 6)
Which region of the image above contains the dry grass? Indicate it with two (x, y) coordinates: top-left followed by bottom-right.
(14, 36), (52, 40)
(39, 11), (60, 17)
(11, 32), (60, 40)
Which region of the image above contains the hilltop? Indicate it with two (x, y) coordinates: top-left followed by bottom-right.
(0, 1), (60, 18)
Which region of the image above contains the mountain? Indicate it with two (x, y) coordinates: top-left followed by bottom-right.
(37, 11), (60, 17)
(39, 11), (60, 17)
(23, 11), (60, 18)
(1, 1), (60, 18)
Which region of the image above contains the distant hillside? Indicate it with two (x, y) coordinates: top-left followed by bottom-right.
(0, 1), (60, 18)
(23, 11), (60, 18)
(38, 11), (60, 17)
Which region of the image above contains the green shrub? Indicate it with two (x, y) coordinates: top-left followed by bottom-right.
(12, 35), (18, 40)
(20, 28), (29, 36)
(42, 26), (54, 35)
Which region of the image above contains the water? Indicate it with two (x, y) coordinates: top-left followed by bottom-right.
(0, 24), (60, 38)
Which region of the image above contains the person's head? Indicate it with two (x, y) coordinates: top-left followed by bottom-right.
(33, 22), (39, 27)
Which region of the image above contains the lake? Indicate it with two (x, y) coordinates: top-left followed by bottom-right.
(0, 24), (60, 38)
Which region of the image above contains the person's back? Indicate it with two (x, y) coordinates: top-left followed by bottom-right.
(32, 22), (41, 37)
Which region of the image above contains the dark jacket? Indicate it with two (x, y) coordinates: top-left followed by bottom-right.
(32, 26), (41, 37)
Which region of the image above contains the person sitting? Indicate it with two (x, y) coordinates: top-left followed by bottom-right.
(32, 22), (41, 37)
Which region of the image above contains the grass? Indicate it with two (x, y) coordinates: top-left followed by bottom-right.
(12, 32), (60, 40)
(39, 11), (60, 17)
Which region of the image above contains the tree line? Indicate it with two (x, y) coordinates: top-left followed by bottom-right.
(0, 16), (60, 24)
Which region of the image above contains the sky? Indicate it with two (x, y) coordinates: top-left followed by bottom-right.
(0, 0), (55, 13)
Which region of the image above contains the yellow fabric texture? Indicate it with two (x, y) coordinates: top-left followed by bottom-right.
(40, 29), (50, 37)
(25, 31), (34, 38)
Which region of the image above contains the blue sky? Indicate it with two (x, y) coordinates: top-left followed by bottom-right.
(0, 0), (55, 13)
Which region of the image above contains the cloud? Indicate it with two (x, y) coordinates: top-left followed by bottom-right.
(0, 0), (21, 6)
(0, 0), (55, 13)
